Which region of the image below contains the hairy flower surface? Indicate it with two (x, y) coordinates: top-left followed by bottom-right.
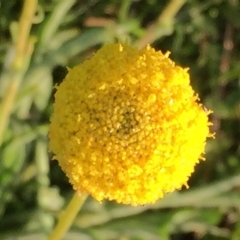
(49, 43), (212, 206)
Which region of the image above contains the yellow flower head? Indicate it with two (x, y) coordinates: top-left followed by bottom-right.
(49, 43), (212, 206)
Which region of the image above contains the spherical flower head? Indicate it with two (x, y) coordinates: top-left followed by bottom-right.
(49, 43), (212, 206)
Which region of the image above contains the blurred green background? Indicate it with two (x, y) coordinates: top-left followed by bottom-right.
(0, 0), (240, 239)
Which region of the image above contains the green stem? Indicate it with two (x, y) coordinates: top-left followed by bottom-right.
(135, 0), (186, 49)
(0, 0), (37, 146)
(47, 192), (88, 240)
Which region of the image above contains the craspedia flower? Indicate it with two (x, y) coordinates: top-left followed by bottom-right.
(49, 43), (212, 206)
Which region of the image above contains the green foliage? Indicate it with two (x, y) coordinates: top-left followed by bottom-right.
(1, 0), (240, 239)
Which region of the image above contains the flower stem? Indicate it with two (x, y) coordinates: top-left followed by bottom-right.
(47, 192), (88, 240)
(135, 0), (186, 48)
(0, 0), (37, 146)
